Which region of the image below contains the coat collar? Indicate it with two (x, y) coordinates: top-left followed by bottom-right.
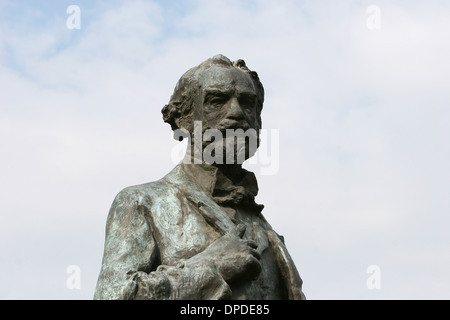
(176, 162), (264, 214)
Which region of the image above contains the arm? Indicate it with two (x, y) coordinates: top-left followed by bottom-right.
(94, 189), (230, 300)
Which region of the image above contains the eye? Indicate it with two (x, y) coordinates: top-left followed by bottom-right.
(239, 95), (256, 113)
(205, 93), (229, 107)
(239, 94), (255, 105)
(210, 96), (227, 105)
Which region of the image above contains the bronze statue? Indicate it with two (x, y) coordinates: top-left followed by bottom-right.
(94, 55), (305, 300)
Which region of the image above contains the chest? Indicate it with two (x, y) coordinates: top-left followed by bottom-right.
(229, 210), (286, 299)
(145, 192), (285, 299)
(144, 186), (276, 266)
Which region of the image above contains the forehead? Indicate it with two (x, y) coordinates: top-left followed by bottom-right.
(199, 66), (256, 94)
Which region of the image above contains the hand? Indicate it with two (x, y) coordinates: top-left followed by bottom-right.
(192, 224), (262, 283)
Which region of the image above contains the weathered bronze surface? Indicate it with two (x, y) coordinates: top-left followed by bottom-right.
(94, 55), (305, 300)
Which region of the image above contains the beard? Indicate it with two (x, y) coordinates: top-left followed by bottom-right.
(201, 134), (259, 165)
(184, 122), (260, 165)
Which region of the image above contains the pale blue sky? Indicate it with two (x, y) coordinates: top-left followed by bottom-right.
(1, 0), (449, 299)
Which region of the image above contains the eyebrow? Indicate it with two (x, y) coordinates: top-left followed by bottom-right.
(237, 91), (257, 99)
(203, 88), (234, 97)
(203, 88), (257, 98)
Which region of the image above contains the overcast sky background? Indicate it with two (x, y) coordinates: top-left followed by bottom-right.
(1, 0), (449, 300)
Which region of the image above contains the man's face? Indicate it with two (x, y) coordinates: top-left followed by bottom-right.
(194, 66), (261, 164)
(199, 66), (259, 132)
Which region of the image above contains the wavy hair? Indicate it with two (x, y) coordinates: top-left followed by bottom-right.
(161, 55), (264, 138)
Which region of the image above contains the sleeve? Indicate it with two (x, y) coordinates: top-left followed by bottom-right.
(94, 189), (231, 300)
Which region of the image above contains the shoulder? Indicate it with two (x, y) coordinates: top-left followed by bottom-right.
(106, 165), (188, 222)
(111, 178), (169, 208)
(104, 180), (170, 234)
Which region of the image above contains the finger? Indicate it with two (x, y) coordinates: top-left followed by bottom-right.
(246, 256), (262, 280)
(250, 248), (261, 260)
(246, 240), (258, 249)
(231, 224), (246, 238)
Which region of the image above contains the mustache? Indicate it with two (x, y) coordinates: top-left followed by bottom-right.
(214, 120), (251, 132)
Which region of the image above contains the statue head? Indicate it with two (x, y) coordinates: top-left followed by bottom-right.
(161, 55), (264, 164)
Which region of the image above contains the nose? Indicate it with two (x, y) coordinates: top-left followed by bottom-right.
(226, 97), (246, 121)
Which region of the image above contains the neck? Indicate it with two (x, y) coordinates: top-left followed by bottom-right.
(215, 162), (243, 180)
(180, 152), (263, 214)
(181, 152), (248, 194)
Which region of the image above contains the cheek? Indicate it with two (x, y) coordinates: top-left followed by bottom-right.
(255, 113), (262, 128)
(202, 106), (228, 126)
(245, 112), (260, 129)
(247, 111), (257, 122)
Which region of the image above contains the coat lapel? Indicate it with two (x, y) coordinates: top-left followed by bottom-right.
(164, 164), (306, 299)
(166, 164), (236, 236)
(267, 230), (306, 300)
